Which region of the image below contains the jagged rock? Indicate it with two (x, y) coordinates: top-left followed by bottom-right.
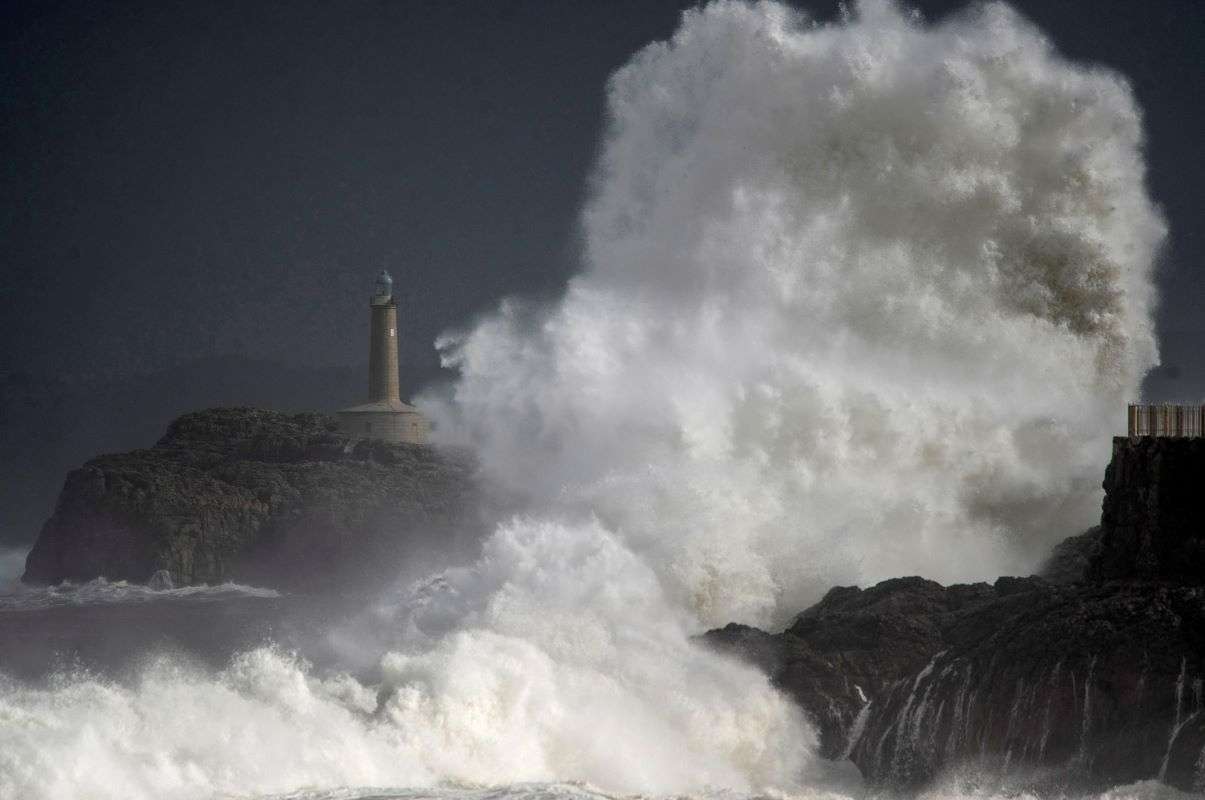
(707, 575), (1205, 793)
(707, 577), (992, 759)
(706, 438), (1205, 794)
(22, 408), (479, 591)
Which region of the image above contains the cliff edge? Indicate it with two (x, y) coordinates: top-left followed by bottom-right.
(1091, 436), (1205, 581)
(22, 408), (479, 591)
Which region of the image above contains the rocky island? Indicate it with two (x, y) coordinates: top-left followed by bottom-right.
(706, 436), (1205, 793)
(21, 407), (480, 593)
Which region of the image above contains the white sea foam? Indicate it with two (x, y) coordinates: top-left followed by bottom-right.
(0, 576), (280, 611)
(0, 523), (815, 798)
(0, 649), (424, 800)
(0, 2), (1165, 798)
(915, 776), (1198, 800)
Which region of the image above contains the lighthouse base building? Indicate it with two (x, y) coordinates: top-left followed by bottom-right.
(338, 398), (429, 444)
(337, 270), (429, 444)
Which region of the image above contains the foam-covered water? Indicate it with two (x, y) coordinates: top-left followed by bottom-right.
(162, 781), (1205, 800)
(0, 576), (279, 611)
(0, 2), (1168, 798)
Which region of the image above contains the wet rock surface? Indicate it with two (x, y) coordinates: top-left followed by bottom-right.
(706, 438), (1205, 793)
(708, 574), (1205, 793)
(22, 408), (481, 592)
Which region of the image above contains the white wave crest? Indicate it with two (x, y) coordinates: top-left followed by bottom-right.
(0, 521), (814, 799)
(369, 517), (814, 792)
(0, 576), (280, 611)
(0, 649), (424, 800)
(0, 2), (1166, 798)
(426, 0), (1164, 628)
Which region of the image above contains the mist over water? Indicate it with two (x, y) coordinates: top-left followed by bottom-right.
(0, 2), (1167, 799)
(0, 549), (24, 592)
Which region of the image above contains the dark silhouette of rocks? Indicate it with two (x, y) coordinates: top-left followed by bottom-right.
(22, 407), (480, 592)
(1092, 436), (1205, 581)
(706, 437), (1205, 794)
(0, 354), (446, 550)
(1037, 525), (1102, 584)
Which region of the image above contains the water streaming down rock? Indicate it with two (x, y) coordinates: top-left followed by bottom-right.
(707, 436), (1205, 794)
(1080, 656), (1097, 770)
(886, 651), (946, 782)
(841, 686), (872, 761)
(1159, 660), (1189, 782)
(718, 569), (1205, 794)
(1036, 660), (1062, 761)
(1159, 658), (1205, 787)
(945, 665), (975, 761)
(1159, 712), (1200, 783)
(0, 0), (1178, 797)
(708, 575), (1205, 785)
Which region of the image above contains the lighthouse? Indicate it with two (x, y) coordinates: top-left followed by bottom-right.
(336, 270), (429, 444)
(367, 269), (400, 403)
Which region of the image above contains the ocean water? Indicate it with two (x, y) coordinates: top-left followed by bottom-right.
(0, 1), (1172, 798)
(180, 782), (1205, 800)
(0, 580), (1197, 800)
(0, 576), (279, 611)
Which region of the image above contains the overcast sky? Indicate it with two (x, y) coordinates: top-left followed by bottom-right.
(2, 0), (1202, 395)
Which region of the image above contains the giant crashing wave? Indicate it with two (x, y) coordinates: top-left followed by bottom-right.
(429, 0), (1165, 627)
(0, 2), (1166, 799)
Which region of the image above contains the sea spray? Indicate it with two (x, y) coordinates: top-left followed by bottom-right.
(0, 522), (814, 800)
(428, 0), (1165, 629)
(0, 650), (427, 800)
(0, 2), (1166, 798)
(0, 548), (25, 592)
(368, 516), (814, 792)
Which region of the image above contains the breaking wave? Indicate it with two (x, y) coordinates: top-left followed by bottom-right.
(0, 548), (24, 593)
(0, 2), (1165, 799)
(429, 0), (1163, 628)
(0, 533), (815, 798)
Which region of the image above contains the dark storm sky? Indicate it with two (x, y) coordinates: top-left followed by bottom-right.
(2, 0), (1203, 393)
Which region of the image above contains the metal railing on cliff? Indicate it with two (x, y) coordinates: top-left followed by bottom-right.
(1127, 403), (1205, 438)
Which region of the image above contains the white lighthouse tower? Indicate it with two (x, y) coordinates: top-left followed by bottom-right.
(336, 270), (429, 444)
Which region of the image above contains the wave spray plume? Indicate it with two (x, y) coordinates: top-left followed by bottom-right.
(433, 0), (1164, 627)
(0, 2), (1165, 798)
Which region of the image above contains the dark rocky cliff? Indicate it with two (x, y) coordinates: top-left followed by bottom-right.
(22, 408), (480, 592)
(706, 437), (1205, 794)
(1091, 436), (1205, 581)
